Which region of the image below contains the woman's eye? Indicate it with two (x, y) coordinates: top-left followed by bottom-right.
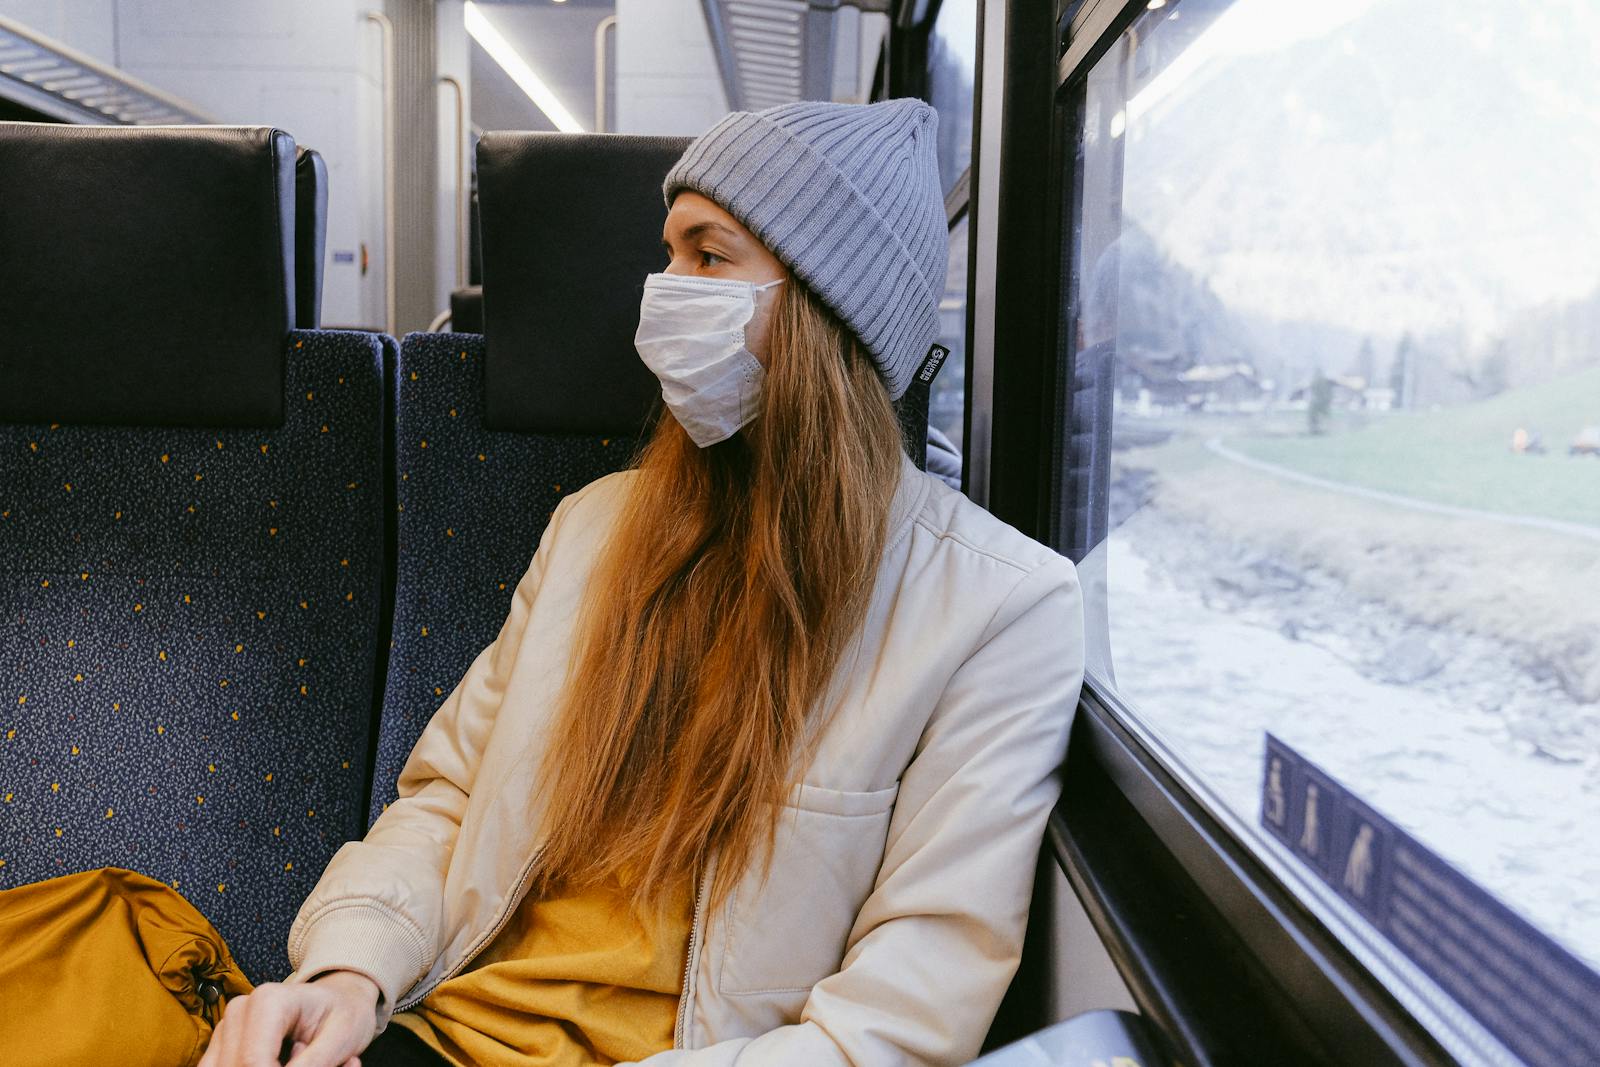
(699, 250), (724, 268)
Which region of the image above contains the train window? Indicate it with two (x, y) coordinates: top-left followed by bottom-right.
(927, 0), (976, 196)
(930, 210), (969, 461)
(923, 0), (977, 482)
(1063, 0), (1600, 990)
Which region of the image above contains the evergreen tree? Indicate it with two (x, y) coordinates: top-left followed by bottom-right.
(1389, 333), (1415, 409)
(1355, 336), (1376, 387)
(1309, 369), (1334, 435)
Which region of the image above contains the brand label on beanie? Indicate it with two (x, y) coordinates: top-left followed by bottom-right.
(917, 344), (950, 384)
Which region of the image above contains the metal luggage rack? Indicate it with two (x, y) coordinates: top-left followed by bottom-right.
(0, 15), (213, 125)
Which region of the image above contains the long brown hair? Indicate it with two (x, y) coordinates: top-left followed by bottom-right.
(529, 274), (906, 910)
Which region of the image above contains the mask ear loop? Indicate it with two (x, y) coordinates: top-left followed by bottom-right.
(750, 277), (785, 319)
(741, 277), (784, 354)
(748, 276), (784, 324)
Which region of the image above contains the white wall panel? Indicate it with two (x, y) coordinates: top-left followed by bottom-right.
(614, 0), (725, 136)
(1049, 865), (1139, 1021)
(114, 0), (369, 77)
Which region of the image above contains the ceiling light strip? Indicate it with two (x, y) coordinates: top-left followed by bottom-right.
(464, 0), (584, 134)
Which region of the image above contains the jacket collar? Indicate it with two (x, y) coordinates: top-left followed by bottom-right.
(887, 448), (931, 545)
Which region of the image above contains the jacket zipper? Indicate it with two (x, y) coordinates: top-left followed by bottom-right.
(395, 846), (545, 1012)
(674, 860), (710, 1049)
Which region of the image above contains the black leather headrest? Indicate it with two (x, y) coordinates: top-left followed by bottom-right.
(450, 286), (484, 334)
(477, 132), (690, 436)
(294, 146), (328, 330)
(0, 123), (295, 428)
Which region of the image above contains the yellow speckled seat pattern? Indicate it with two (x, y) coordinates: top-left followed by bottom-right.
(366, 332), (638, 823)
(0, 330), (388, 981)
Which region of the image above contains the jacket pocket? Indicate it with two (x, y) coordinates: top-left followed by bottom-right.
(715, 781), (900, 996)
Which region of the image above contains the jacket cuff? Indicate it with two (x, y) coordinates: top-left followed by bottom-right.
(287, 901), (431, 1032)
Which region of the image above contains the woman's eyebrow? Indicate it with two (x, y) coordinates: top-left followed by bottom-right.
(662, 219), (744, 255)
(665, 220), (741, 245)
(684, 220), (739, 241)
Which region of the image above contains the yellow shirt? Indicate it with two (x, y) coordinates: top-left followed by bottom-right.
(392, 873), (694, 1067)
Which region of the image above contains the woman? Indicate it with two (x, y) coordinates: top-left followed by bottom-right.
(200, 97), (1084, 1067)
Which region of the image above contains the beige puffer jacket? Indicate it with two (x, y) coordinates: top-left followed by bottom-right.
(287, 451), (1085, 1066)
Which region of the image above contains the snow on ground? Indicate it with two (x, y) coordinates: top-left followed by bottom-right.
(1096, 482), (1600, 970)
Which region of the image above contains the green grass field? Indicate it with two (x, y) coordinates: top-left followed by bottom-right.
(1227, 366), (1600, 527)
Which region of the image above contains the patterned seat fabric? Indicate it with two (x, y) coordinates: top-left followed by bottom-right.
(368, 332), (636, 822)
(0, 330), (387, 981)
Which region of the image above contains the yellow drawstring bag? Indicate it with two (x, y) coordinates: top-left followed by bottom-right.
(0, 866), (253, 1067)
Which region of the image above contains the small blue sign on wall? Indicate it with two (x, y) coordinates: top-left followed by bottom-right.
(1261, 734), (1600, 1067)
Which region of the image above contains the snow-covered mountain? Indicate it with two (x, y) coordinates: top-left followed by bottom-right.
(1114, 0), (1600, 386)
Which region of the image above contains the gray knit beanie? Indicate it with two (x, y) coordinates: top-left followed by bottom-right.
(663, 98), (948, 401)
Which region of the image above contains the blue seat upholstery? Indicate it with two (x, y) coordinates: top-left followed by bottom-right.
(367, 133), (689, 818)
(0, 330), (387, 980)
(367, 332), (634, 819)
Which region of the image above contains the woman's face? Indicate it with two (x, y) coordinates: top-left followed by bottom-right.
(661, 191), (787, 365)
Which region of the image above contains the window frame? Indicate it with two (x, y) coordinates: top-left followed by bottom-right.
(1057, 689), (1455, 1066)
(978, 0), (1506, 1061)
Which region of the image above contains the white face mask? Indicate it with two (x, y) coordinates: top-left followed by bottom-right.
(634, 272), (785, 448)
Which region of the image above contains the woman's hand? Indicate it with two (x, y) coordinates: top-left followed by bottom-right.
(198, 969), (381, 1067)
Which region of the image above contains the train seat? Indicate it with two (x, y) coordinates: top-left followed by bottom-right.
(293, 145), (329, 330)
(449, 285), (483, 333)
(0, 123), (388, 981)
(366, 132), (690, 818)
